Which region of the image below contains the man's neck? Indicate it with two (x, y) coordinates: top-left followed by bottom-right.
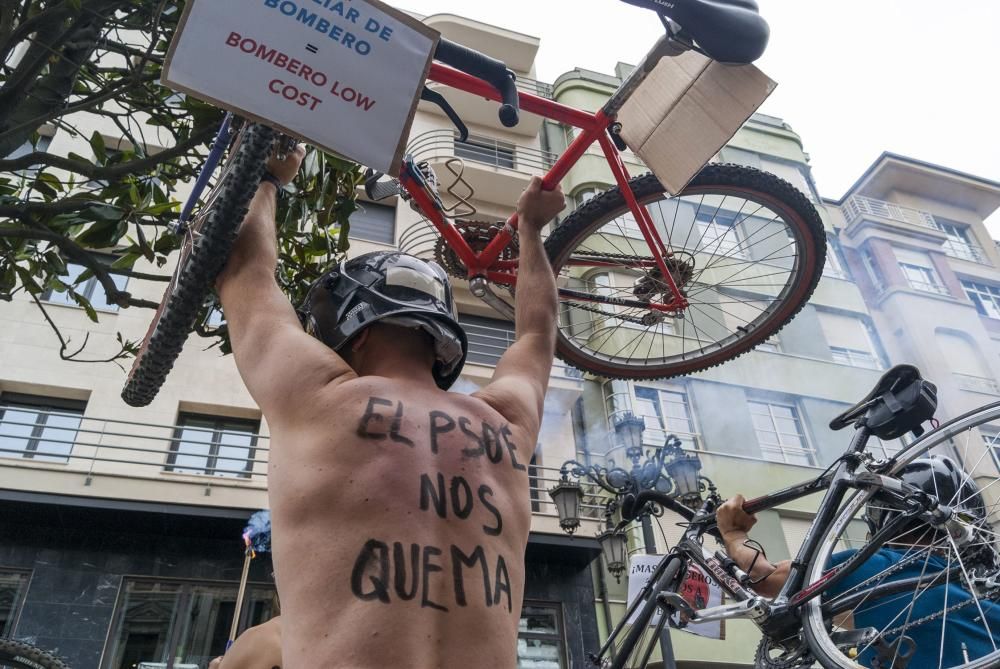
(359, 350), (437, 386)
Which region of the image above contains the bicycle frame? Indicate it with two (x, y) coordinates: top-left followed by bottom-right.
(399, 48), (690, 314)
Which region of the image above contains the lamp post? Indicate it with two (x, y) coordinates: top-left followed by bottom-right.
(548, 415), (716, 669)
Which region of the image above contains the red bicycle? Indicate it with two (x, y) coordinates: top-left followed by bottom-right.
(122, 0), (825, 407)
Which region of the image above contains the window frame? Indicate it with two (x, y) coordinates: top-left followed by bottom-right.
(517, 600), (569, 669)
(454, 134), (516, 169)
(165, 413), (260, 479)
(747, 398), (816, 466)
(0, 567), (32, 637)
(41, 255), (129, 312)
(695, 209), (745, 259)
(898, 261), (948, 295)
(604, 380), (699, 450)
(0, 392), (85, 462)
(962, 279), (1000, 319)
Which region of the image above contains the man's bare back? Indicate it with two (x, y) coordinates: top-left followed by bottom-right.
(269, 378), (534, 666)
(217, 145), (564, 668)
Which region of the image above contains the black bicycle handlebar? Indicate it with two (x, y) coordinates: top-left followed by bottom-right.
(434, 38), (520, 128)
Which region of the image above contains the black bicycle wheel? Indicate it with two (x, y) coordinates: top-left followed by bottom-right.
(800, 402), (1000, 669)
(121, 122), (276, 407)
(600, 555), (684, 669)
(544, 164), (825, 380)
(0, 638), (69, 669)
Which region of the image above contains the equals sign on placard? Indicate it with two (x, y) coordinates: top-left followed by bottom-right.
(305, 43), (319, 54)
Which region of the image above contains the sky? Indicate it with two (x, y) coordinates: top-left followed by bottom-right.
(399, 0), (1000, 233)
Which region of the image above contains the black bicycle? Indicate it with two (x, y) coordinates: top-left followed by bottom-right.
(0, 638), (69, 669)
(599, 366), (1000, 669)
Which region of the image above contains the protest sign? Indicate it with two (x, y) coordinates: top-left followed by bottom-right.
(626, 555), (725, 640)
(163, 0), (439, 174)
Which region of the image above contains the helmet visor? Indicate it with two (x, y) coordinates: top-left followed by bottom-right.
(384, 265), (448, 305)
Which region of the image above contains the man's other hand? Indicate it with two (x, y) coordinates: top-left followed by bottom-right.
(516, 176), (565, 234)
(208, 656), (223, 669)
(267, 143), (307, 185)
(717, 494), (757, 537)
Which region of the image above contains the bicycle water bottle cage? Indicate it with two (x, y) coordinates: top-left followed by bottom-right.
(618, 0), (770, 64)
(829, 365), (938, 440)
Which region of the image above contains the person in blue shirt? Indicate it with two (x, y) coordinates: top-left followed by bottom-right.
(717, 455), (1000, 668)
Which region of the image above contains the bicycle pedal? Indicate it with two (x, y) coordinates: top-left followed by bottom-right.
(364, 168), (403, 201)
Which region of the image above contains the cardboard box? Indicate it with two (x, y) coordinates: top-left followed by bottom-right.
(618, 45), (776, 195)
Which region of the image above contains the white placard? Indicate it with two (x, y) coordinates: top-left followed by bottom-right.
(162, 0), (439, 174)
(626, 555), (725, 640)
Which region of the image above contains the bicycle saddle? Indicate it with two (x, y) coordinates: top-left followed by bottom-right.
(830, 364), (938, 440)
(621, 0), (770, 64)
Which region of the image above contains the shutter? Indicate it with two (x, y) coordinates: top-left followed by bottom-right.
(780, 515), (814, 558)
(817, 312), (872, 352)
(351, 202), (396, 244)
(892, 247), (934, 268)
(935, 331), (985, 377)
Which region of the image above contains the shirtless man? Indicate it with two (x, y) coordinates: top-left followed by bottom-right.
(217, 147), (565, 668)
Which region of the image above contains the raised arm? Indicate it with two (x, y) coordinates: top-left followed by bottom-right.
(216, 146), (354, 417)
(478, 177), (565, 431)
(717, 494), (791, 598)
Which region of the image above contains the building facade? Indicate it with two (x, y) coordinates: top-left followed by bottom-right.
(4, 10), (1000, 669)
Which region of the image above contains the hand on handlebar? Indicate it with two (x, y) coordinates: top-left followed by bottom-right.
(716, 494), (757, 538)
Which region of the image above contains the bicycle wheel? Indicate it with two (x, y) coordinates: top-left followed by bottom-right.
(0, 638), (69, 669)
(801, 402), (1000, 669)
(599, 555), (684, 669)
(544, 164), (825, 379)
(121, 122), (276, 407)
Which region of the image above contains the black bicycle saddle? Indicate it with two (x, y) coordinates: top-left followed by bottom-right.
(830, 364), (938, 440)
(620, 0), (770, 64)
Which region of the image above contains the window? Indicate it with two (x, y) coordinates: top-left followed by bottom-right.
(573, 187), (599, 208)
(935, 218), (987, 263)
(631, 385), (697, 450)
(817, 311), (881, 369)
(518, 602), (567, 668)
(0, 569), (30, 636)
(42, 258), (129, 312)
(860, 247), (886, 292)
(962, 280), (1000, 319)
(103, 578), (277, 669)
(455, 135), (515, 168)
(6, 134), (54, 179)
(936, 331), (998, 394)
(0, 393), (84, 462)
(867, 436), (906, 461)
(748, 400), (815, 466)
(350, 201), (396, 245)
(590, 272), (673, 333)
(166, 414), (260, 478)
(460, 315), (515, 366)
(696, 209), (744, 258)
(822, 238), (848, 279)
(983, 427), (1000, 470)
(893, 247), (948, 295)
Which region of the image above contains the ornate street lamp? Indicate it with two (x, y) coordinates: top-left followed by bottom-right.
(596, 522), (628, 581)
(548, 476), (584, 534)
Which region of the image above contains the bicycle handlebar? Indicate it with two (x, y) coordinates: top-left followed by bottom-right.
(622, 490), (724, 542)
(434, 38), (520, 128)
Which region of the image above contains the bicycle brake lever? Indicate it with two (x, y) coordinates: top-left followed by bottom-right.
(420, 87), (469, 142)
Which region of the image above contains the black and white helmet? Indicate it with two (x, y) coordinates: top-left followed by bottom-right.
(297, 252), (468, 389)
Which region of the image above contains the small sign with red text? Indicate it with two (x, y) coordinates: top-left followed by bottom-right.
(626, 556), (725, 640)
(162, 0), (439, 174)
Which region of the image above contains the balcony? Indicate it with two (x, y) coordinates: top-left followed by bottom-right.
(955, 373), (1000, 396)
(942, 239), (990, 264)
(842, 195), (938, 231)
(0, 405), (591, 528)
(407, 129), (558, 205)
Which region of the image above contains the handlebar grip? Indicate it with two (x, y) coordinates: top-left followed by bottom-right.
(496, 71), (520, 128)
(435, 38), (520, 127)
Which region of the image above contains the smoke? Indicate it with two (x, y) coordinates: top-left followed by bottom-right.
(243, 509), (272, 553)
(450, 378), (483, 395)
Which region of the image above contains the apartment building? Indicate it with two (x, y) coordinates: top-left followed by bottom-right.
(829, 152), (1000, 521)
(0, 14), (600, 669)
(548, 66), (893, 668)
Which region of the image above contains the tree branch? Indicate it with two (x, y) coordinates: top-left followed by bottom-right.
(0, 125), (214, 178)
(29, 291), (137, 368)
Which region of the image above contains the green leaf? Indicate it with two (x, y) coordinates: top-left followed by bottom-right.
(67, 0), (82, 11)
(90, 131), (107, 164)
(70, 291), (99, 323)
(13, 266), (42, 295)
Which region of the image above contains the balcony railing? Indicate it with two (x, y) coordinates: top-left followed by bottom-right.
(407, 130), (559, 174)
(516, 75), (554, 99)
(0, 407), (269, 487)
(942, 239), (990, 264)
(842, 195), (937, 229)
(0, 408), (592, 510)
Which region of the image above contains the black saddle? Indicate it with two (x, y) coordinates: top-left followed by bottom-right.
(830, 365), (938, 441)
(621, 0), (770, 64)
